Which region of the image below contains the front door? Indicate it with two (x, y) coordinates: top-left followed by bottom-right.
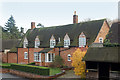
(41, 53), (45, 66)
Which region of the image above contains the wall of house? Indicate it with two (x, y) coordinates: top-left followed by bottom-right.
(2, 52), (7, 63)
(17, 47), (88, 67)
(94, 20), (110, 43)
(18, 48), (43, 64)
(1, 52), (17, 63)
(58, 47), (76, 67)
(8, 53), (17, 63)
(0, 52), (2, 62)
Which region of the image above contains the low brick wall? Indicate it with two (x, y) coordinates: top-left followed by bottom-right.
(0, 68), (65, 79)
(10, 69), (49, 78)
(9, 69), (65, 79)
(61, 67), (73, 71)
(0, 68), (10, 73)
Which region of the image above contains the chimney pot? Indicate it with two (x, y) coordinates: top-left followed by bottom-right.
(73, 11), (78, 24)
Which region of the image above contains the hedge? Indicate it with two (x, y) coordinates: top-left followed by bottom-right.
(11, 63), (49, 76)
(0, 63), (11, 69)
(27, 62), (35, 65)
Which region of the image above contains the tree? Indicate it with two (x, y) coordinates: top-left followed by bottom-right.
(49, 55), (64, 68)
(71, 48), (87, 78)
(5, 15), (16, 32)
(4, 15), (21, 39)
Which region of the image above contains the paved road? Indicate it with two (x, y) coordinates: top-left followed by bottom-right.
(0, 73), (29, 80)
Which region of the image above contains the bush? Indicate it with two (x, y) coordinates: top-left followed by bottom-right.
(27, 62), (35, 65)
(11, 63), (49, 76)
(50, 55), (64, 68)
(1, 63), (11, 69)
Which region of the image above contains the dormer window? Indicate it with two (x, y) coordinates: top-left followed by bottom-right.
(64, 33), (70, 48)
(99, 37), (103, 43)
(23, 37), (28, 48)
(50, 35), (56, 48)
(79, 32), (86, 47)
(35, 36), (40, 48)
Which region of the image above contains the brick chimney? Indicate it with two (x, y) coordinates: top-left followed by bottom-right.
(73, 11), (78, 24)
(31, 22), (35, 29)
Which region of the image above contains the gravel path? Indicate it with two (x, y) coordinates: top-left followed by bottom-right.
(58, 70), (81, 78)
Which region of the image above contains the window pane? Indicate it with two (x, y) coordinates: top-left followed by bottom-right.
(48, 54), (51, 61)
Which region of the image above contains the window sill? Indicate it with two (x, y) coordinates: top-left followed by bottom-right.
(34, 61), (41, 62)
(24, 58), (28, 59)
(45, 61), (53, 62)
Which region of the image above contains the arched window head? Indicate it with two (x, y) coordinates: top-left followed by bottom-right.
(50, 35), (56, 48)
(68, 54), (71, 61)
(99, 37), (103, 43)
(79, 32), (86, 47)
(23, 36), (28, 48)
(35, 36), (40, 48)
(64, 33), (70, 48)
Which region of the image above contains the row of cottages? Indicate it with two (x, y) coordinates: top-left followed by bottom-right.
(13, 12), (110, 67)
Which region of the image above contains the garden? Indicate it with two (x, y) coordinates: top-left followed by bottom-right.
(0, 63), (61, 76)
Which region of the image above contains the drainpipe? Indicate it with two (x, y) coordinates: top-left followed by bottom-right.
(17, 48), (18, 63)
(7, 52), (8, 63)
(59, 47), (60, 56)
(28, 48), (29, 63)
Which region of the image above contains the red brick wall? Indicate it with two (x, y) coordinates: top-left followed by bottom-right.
(8, 53), (17, 63)
(2, 52), (7, 63)
(18, 48), (28, 64)
(0, 52), (2, 62)
(94, 20), (110, 43)
(18, 47), (87, 67)
(56, 47), (76, 67)
(18, 48), (43, 64)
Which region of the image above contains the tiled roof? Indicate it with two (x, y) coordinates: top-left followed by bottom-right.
(18, 19), (105, 48)
(106, 22), (120, 44)
(39, 48), (52, 53)
(83, 47), (120, 63)
(0, 39), (20, 52)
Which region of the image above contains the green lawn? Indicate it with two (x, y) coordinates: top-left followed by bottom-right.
(49, 68), (61, 76)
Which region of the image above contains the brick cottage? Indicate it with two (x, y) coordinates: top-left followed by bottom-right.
(5, 11), (110, 67)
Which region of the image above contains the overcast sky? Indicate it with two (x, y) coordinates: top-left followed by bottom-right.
(0, 0), (119, 32)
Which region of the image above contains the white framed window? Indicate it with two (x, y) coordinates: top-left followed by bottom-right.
(64, 40), (70, 48)
(79, 37), (86, 47)
(68, 54), (71, 61)
(34, 52), (41, 62)
(23, 42), (28, 48)
(23, 37), (28, 48)
(35, 36), (40, 48)
(45, 53), (55, 62)
(35, 41), (40, 48)
(50, 40), (56, 48)
(24, 52), (28, 59)
(99, 37), (103, 43)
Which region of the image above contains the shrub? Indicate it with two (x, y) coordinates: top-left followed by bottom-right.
(50, 55), (64, 68)
(11, 63), (49, 76)
(1, 63), (11, 69)
(27, 62), (35, 65)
